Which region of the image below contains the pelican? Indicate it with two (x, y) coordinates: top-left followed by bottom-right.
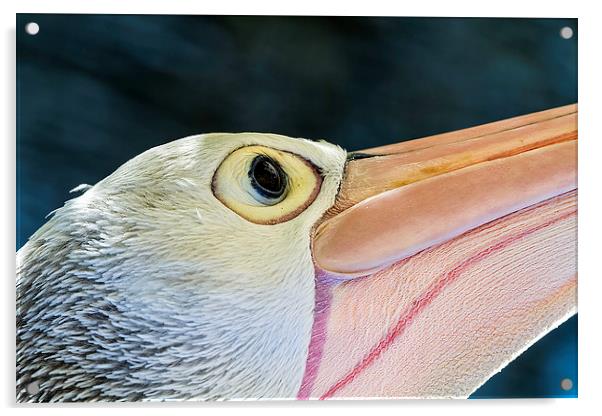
(16, 104), (577, 401)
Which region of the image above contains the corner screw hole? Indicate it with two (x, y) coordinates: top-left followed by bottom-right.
(26, 380), (40, 395)
(25, 22), (40, 36)
(560, 27), (573, 40)
(560, 378), (573, 391)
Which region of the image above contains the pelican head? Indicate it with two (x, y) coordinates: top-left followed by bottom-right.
(17, 105), (577, 401)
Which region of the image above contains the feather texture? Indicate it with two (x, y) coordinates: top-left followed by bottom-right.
(16, 133), (346, 402)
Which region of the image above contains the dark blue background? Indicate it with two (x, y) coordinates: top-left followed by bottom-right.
(16, 14), (577, 398)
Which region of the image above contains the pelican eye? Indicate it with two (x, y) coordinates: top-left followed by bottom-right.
(249, 155), (287, 200)
(212, 145), (323, 224)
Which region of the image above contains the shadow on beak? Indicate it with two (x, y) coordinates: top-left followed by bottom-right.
(302, 104), (577, 399)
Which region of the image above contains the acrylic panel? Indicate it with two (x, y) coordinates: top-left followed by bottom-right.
(16, 15), (577, 402)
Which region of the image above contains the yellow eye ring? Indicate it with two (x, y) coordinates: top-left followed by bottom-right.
(212, 146), (323, 225)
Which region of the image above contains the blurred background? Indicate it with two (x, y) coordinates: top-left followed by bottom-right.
(16, 14), (577, 398)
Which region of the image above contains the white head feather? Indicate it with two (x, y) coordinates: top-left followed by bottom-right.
(16, 133), (347, 401)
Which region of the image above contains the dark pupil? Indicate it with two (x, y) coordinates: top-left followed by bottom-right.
(249, 156), (287, 199)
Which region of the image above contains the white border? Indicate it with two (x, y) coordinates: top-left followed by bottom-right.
(8, 0), (582, 17)
(3, 1), (601, 416)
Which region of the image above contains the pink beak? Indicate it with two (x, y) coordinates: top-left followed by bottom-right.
(300, 104), (577, 399)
